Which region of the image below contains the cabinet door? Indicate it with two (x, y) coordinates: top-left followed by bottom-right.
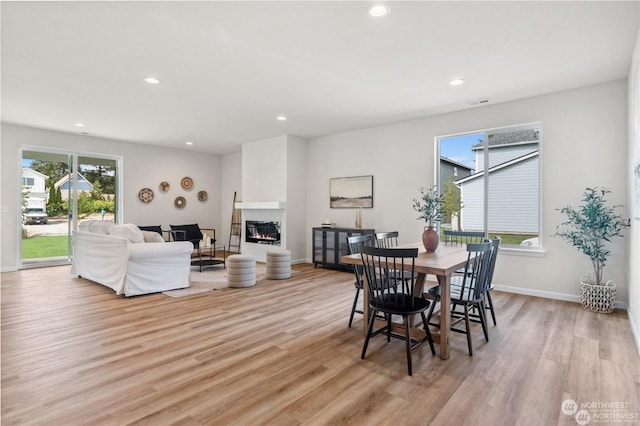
(337, 230), (352, 261)
(313, 229), (324, 264)
(325, 230), (336, 265)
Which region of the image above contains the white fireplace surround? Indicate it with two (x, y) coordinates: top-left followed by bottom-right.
(235, 202), (286, 210)
(236, 202), (287, 262)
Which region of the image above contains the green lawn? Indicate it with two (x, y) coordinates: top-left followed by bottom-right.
(22, 235), (71, 259)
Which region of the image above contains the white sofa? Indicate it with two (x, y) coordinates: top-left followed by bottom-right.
(71, 220), (194, 296)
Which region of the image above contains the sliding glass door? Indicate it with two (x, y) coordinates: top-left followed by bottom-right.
(20, 148), (120, 267)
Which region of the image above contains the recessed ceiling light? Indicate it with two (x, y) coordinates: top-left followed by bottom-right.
(144, 77), (160, 84)
(74, 122), (85, 127)
(185, 141), (194, 146)
(368, 4), (390, 17)
(449, 79), (465, 86)
(276, 115), (287, 121)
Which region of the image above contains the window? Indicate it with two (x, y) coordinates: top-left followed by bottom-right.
(437, 123), (541, 249)
(22, 177), (34, 186)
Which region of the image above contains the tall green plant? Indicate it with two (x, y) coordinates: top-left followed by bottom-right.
(441, 176), (463, 228)
(412, 186), (443, 228)
(554, 187), (626, 286)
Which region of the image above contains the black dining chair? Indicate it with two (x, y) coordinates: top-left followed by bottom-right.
(360, 245), (436, 376)
(425, 240), (492, 356)
(375, 231), (400, 248)
(442, 229), (485, 245)
(346, 234), (377, 328)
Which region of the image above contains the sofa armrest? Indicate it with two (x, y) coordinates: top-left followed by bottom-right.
(128, 241), (193, 260)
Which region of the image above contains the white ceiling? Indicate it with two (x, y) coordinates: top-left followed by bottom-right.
(2, 1), (639, 155)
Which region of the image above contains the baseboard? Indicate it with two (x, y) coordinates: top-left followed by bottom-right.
(1, 266), (19, 273)
(493, 284), (628, 310)
(628, 313), (640, 356)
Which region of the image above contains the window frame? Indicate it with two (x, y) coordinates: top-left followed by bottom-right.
(435, 122), (544, 254)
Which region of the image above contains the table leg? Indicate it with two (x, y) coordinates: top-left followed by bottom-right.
(437, 273), (451, 360)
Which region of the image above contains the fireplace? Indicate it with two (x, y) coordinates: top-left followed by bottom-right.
(246, 221), (281, 245)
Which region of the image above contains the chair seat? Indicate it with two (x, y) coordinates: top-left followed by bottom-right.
(371, 294), (431, 315)
(427, 283), (478, 303)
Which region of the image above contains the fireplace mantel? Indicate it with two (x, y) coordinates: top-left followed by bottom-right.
(235, 202), (286, 210)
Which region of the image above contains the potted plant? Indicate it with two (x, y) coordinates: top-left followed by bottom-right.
(412, 186), (443, 252)
(554, 187), (627, 313)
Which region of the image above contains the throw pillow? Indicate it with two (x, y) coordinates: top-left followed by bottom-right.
(138, 225), (163, 235)
(87, 220), (115, 235)
(110, 223), (145, 243)
(141, 230), (165, 243)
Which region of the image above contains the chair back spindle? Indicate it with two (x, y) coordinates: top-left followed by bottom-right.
(443, 230), (485, 245)
(375, 231), (400, 248)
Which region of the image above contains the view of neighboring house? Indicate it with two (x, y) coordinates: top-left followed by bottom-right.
(455, 129), (540, 234)
(21, 167), (48, 210)
(53, 172), (94, 200)
(439, 157), (474, 187)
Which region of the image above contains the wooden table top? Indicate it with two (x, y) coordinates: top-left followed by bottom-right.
(341, 242), (469, 276)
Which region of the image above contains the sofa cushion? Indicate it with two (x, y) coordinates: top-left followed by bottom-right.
(141, 230), (165, 243)
(110, 223), (145, 243)
(84, 220), (115, 235)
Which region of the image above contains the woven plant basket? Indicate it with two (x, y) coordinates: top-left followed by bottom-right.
(580, 275), (616, 313)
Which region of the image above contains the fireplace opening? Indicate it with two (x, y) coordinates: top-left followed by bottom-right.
(246, 221), (281, 245)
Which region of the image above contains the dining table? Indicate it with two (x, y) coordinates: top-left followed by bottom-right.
(341, 242), (471, 360)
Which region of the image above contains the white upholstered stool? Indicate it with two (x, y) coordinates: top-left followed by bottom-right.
(266, 250), (291, 280)
(227, 254), (256, 288)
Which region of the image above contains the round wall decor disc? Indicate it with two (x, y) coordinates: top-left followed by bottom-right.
(138, 188), (154, 203)
(181, 177), (193, 190)
(198, 191), (208, 201)
(174, 196), (186, 208)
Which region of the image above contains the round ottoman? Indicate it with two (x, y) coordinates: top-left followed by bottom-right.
(227, 254), (256, 288)
(266, 250), (291, 280)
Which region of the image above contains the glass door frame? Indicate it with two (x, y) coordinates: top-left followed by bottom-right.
(18, 145), (123, 269)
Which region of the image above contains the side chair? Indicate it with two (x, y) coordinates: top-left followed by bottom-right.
(442, 229), (485, 245)
(425, 241), (493, 356)
(346, 234), (377, 328)
(375, 231), (400, 248)
(360, 245), (436, 376)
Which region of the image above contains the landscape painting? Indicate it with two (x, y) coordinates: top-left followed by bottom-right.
(330, 175), (373, 208)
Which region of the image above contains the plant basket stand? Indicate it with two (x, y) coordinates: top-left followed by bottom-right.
(580, 276), (616, 313)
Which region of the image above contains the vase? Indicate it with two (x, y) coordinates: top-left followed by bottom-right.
(422, 226), (439, 252)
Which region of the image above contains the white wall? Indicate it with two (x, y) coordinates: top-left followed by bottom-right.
(305, 80), (630, 305)
(627, 28), (640, 353)
(1, 123), (222, 271)
(286, 135), (308, 263)
(238, 134), (307, 263)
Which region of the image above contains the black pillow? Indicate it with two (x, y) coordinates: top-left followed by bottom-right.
(170, 224), (203, 245)
(137, 225), (163, 235)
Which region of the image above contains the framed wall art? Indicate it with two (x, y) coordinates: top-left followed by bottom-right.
(330, 175), (373, 208)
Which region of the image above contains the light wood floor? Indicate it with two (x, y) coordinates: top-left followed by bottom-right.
(2, 264), (638, 425)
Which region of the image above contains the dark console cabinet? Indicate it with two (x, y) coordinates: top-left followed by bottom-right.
(312, 227), (375, 271)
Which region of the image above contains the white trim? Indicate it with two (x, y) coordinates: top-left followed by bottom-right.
(494, 284), (628, 310)
(629, 314), (640, 356)
(235, 202), (286, 209)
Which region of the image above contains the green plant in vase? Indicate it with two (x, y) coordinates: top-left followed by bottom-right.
(412, 186), (443, 252)
(554, 187), (627, 313)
